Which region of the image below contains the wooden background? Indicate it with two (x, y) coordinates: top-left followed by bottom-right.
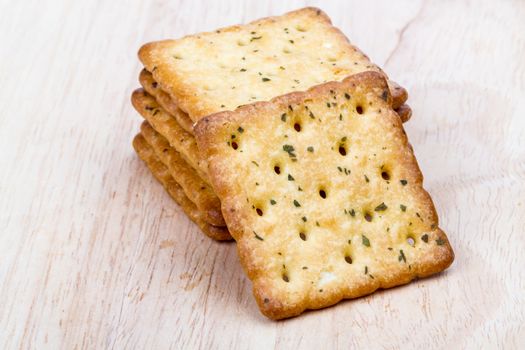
(1, 0), (524, 348)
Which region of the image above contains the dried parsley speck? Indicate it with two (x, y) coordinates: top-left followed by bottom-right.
(262, 77), (271, 82)
(307, 146), (314, 152)
(238, 126), (244, 133)
(302, 216), (307, 222)
(293, 200), (301, 207)
(240, 68), (247, 72)
(400, 204), (407, 212)
(288, 174), (295, 181)
(364, 175), (370, 183)
(251, 161), (259, 167)
(283, 144), (296, 159)
(254, 231), (264, 241)
(344, 93), (351, 100)
(400, 179), (408, 186)
(375, 202), (387, 211)
(281, 113), (287, 122)
(436, 238), (445, 246)
(270, 199), (276, 205)
(349, 209), (355, 217)
(362, 234), (370, 247)
(326, 102), (331, 108)
(398, 250), (406, 263)
(364, 266), (368, 274)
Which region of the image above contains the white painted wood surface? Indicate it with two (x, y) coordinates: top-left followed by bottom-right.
(1, 0), (524, 348)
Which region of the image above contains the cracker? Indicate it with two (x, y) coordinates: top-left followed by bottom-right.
(139, 7), (407, 122)
(139, 69), (195, 133)
(140, 121), (225, 226)
(395, 103), (412, 122)
(132, 134), (231, 241)
(131, 88), (209, 182)
(195, 71), (454, 319)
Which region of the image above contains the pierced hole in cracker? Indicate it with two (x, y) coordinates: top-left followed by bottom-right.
(274, 165), (281, 175)
(407, 235), (416, 247)
(299, 232), (307, 241)
(319, 189), (327, 199)
(338, 145), (347, 156)
(356, 105), (364, 114)
(344, 255), (353, 264)
(293, 122), (302, 132)
(282, 273), (290, 282)
(231, 141), (239, 150)
(364, 211), (373, 222)
(256, 208), (264, 216)
(381, 170), (391, 181)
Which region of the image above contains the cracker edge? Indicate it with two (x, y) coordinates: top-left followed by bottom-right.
(195, 71), (454, 319)
(139, 69), (195, 134)
(133, 134), (232, 241)
(140, 121), (225, 226)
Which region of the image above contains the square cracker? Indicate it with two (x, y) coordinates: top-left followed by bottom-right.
(139, 7), (407, 121)
(195, 72), (454, 319)
(132, 134), (231, 241)
(140, 121), (225, 227)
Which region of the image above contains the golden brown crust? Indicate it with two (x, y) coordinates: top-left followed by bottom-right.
(395, 103), (412, 122)
(140, 121), (225, 226)
(131, 88), (210, 182)
(132, 134), (231, 241)
(138, 7), (407, 121)
(195, 71), (453, 319)
(139, 69), (195, 134)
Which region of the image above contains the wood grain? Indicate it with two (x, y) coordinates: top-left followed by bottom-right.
(1, 0), (524, 348)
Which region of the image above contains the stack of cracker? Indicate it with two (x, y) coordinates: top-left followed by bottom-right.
(132, 8), (454, 319)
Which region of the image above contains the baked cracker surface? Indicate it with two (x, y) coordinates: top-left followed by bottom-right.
(133, 134), (231, 240)
(139, 7), (407, 121)
(195, 71), (454, 319)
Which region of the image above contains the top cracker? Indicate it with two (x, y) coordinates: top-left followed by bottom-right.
(195, 72), (453, 319)
(139, 7), (401, 122)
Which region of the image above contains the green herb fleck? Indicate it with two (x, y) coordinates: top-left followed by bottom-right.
(326, 102), (331, 108)
(288, 174), (295, 181)
(289, 40), (294, 44)
(302, 216), (307, 222)
(362, 235), (370, 247)
(315, 221), (320, 227)
(381, 90), (388, 101)
(349, 209), (355, 217)
(254, 231), (264, 241)
(400, 204), (407, 212)
(262, 77), (271, 82)
(337, 166), (343, 172)
(375, 202), (387, 211)
(250, 36), (262, 41)
(364, 175), (370, 183)
(238, 126), (244, 133)
(251, 161), (259, 167)
(309, 111), (315, 119)
(240, 68), (247, 72)
(400, 179), (408, 186)
(436, 238), (445, 246)
(279, 66), (285, 70)
(364, 266), (368, 274)
(281, 113), (287, 122)
(307, 146), (314, 152)
(293, 200), (301, 207)
(270, 199), (276, 205)
(283, 144), (297, 159)
(344, 93), (351, 100)
(398, 249), (406, 263)
(421, 234), (429, 243)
